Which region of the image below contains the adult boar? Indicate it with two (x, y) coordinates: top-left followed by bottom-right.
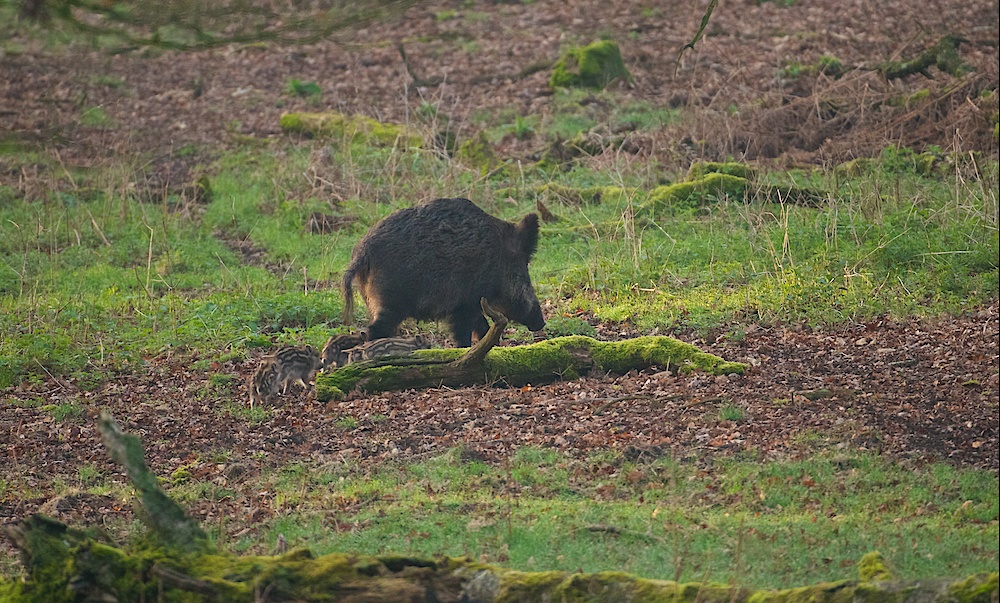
(342, 197), (545, 346)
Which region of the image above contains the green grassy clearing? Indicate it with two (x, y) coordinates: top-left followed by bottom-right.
(0, 79), (997, 588)
(197, 447), (999, 588)
(2, 129), (996, 385)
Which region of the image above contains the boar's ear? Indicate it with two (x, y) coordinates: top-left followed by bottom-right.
(517, 213), (540, 258)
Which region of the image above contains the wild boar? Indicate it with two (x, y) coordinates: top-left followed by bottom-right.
(321, 332), (368, 369)
(248, 356), (278, 408)
(273, 345), (321, 393)
(342, 335), (431, 364)
(342, 197), (545, 346)
(247, 345), (321, 407)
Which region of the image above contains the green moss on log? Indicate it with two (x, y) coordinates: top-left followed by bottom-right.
(877, 35), (970, 80)
(279, 111), (422, 147)
(492, 163), (821, 209)
(647, 173), (748, 211)
(857, 551), (894, 582)
(949, 572), (1000, 602)
(590, 335), (746, 375)
(550, 40), (632, 90)
(98, 411), (209, 554)
(314, 336), (745, 401)
(3, 519), (995, 603)
(5, 416), (995, 602)
(647, 171), (825, 210)
(686, 161), (757, 181)
(3, 424), (997, 603)
(314, 348), (464, 401)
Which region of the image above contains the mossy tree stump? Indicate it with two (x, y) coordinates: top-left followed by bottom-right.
(549, 40), (632, 90)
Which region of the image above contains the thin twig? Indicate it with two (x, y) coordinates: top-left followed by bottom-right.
(86, 209), (112, 247)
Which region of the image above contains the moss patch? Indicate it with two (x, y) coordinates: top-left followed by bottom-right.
(646, 173), (748, 211)
(590, 335), (746, 376)
(6, 532), (993, 603)
(686, 161), (757, 181)
(550, 40), (632, 90)
(949, 572), (1000, 602)
(857, 551), (894, 582)
(279, 111), (422, 148)
(455, 130), (501, 174)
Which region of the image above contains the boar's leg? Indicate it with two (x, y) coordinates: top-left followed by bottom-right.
(470, 314), (490, 343)
(449, 305), (488, 348)
(367, 311), (403, 342)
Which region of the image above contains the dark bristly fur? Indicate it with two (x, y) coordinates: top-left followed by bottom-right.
(342, 197), (545, 347)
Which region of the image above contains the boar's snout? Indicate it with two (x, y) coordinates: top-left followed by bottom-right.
(524, 303), (545, 333)
(515, 295), (545, 333)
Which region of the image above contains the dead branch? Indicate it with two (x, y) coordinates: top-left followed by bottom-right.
(876, 35), (970, 80)
(454, 298), (508, 369)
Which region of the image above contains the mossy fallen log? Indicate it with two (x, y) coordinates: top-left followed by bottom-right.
(686, 161), (757, 181)
(1, 414), (996, 602)
(2, 512), (996, 603)
(316, 298), (745, 400)
(646, 164), (827, 211)
(99, 412), (209, 554)
(496, 164), (825, 210)
(279, 110), (423, 147)
(877, 35), (970, 80)
(315, 334), (747, 401)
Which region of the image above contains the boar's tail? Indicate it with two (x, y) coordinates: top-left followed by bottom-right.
(341, 264), (357, 326)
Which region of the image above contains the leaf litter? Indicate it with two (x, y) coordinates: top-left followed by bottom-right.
(0, 0), (998, 569)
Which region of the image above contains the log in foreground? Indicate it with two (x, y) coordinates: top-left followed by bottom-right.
(317, 301), (747, 401)
(0, 413), (996, 602)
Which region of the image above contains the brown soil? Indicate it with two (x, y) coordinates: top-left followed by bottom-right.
(2, 303), (997, 541)
(0, 0), (998, 561)
(2, 0), (998, 191)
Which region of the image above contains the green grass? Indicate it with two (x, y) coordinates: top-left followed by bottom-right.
(335, 415), (359, 430)
(534, 164), (998, 330)
(0, 85), (996, 589)
(1, 134), (996, 384)
(718, 403), (745, 422)
(44, 402), (84, 421)
(217, 401), (271, 424)
(79, 106), (116, 128)
(212, 447), (998, 588)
